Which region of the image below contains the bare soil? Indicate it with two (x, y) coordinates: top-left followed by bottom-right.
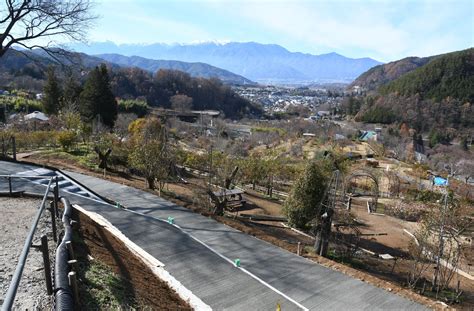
(0, 197), (54, 310)
(72, 208), (192, 310)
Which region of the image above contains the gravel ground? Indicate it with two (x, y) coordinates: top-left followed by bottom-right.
(0, 197), (56, 310)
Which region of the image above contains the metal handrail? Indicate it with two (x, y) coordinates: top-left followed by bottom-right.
(1, 176), (56, 311)
(0, 174), (56, 179)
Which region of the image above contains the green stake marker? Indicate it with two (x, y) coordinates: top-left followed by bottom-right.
(234, 259), (241, 267)
(167, 216), (174, 224)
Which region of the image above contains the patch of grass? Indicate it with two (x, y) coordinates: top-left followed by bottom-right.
(326, 249), (367, 270)
(374, 203), (386, 214)
(35, 146), (98, 170)
(73, 231), (140, 310)
(82, 261), (137, 310)
(251, 126), (286, 136)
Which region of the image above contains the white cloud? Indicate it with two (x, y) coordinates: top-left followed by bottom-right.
(214, 0), (472, 61)
(86, 0), (473, 61)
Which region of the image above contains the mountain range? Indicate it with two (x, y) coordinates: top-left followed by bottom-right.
(96, 53), (252, 85)
(69, 41), (382, 84)
(0, 48), (252, 86)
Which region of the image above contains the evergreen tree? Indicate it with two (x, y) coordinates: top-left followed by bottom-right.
(42, 66), (62, 115)
(63, 71), (83, 108)
(79, 64), (117, 127)
(283, 160), (330, 229)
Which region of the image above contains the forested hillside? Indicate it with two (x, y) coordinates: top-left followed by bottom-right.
(110, 68), (262, 118)
(349, 56), (433, 91)
(346, 48), (474, 132)
(379, 48), (474, 102)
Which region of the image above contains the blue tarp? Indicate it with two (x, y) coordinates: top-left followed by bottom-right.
(434, 176), (448, 186)
(359, 131), (376, 141)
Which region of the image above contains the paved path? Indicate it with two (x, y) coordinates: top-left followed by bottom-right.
(0, 161), (429, 310)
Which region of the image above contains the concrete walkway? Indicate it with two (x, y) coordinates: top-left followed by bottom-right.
(0, 161), (429, 310)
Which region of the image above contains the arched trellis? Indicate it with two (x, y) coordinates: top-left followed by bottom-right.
(345, 169), (379, 212)
(380, 170), (401, 198)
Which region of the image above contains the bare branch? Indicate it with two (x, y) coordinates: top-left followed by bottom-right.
(0, 0), (96, 58)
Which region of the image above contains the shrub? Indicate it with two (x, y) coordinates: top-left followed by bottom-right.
(385, 201), (429, 222)
(5, 130), (58, 151)
(118, 99), (148, 117)
(405, 189), (442, 203)
(57, 131), (76, 151)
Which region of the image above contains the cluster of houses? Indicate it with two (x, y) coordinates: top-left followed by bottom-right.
(233, 85), (342, 116)
(0, 88), (42, 100)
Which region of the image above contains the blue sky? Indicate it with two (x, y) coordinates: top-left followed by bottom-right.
(85, 0), (473, 62)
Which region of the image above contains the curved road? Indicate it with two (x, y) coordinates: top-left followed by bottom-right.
(0, 160), (429, 310)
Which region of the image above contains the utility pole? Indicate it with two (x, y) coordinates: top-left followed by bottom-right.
(433, 176), (449, 292)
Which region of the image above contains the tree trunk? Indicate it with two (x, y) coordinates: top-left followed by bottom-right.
(146, 177), (155, 190)
(225, 166), (239, 189)
(94, 147), (112, 170)
(208, 190), (226, 216)
(314, 208), (334, 257)
(314, 225), (323, 254)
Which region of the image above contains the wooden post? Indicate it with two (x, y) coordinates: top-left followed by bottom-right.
(68, 259), (78, 272)
(40, 235), (53, 295)
(49, 201), (57, 242)
(297, 242), (301, 256)
(319, 209), (334, 257)
(53, 181), (59, 217)
(11, 136), (16, 160)
(68, 271), (80, 306)
(66, 241), (76, 260)
(390, 258), (398, 274)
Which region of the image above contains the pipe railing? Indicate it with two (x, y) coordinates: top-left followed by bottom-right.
(54, 197), (75, 310)
(0, 175), (57, 311)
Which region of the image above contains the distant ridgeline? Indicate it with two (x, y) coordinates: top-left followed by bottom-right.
(347, 48), (474, 132)
(0, 49), (261, 119)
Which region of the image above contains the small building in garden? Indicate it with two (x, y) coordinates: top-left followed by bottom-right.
(25, 111), (49, 122)
(24, 111), (49, 130)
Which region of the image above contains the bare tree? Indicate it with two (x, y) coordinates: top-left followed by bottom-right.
(0, 0), (95, 58)
(170, 94), (193, 112)
(409, 194), (470, 296)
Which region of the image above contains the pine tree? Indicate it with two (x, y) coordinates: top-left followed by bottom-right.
(42, 66), (62, 115)
(63, 71), (83, 109)
(79, 64), (117, 127)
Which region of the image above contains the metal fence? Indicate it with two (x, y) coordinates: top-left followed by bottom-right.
(0, 175), (64, 311)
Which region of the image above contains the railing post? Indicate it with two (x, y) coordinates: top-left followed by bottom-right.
(49, 201), (57, 243)
(66, 241), (76, 261)
(11, 136), (16, 161)
(68, 271), (80, 307)
(40, 235), (53, 295)
(53, 181), (59, 217)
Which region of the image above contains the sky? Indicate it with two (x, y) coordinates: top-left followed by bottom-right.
(85, 0), (474, 62)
